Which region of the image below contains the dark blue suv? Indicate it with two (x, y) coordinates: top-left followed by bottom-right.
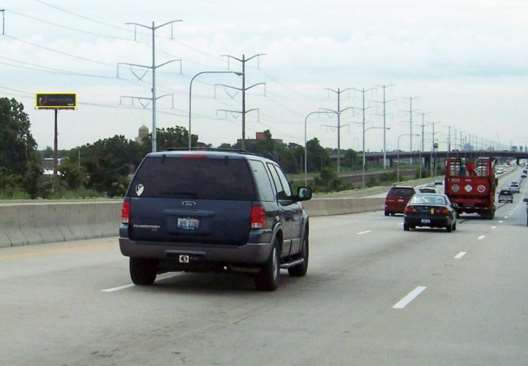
(119, 151), (312, 291)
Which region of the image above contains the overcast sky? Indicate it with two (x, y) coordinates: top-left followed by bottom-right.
(1, 0), (527, 151)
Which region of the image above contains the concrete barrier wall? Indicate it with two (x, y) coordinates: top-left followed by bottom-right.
(0, 201), (120, 248)
(303, 198), (384, 217)
(0, 198), (384, 248)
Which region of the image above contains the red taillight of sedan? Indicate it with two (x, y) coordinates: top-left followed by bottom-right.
(435, 207), (449, 216)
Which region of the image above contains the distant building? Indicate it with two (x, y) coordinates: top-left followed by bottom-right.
(237, 132), (283, 147)
(136, 125), (149, 144)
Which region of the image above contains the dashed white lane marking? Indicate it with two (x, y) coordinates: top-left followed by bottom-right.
(491, 226), (497, 230)
(357, 230), (372, 235)
(393, 286), (427, 309)
(101, 284), (134, 293)
(454, 251), (467, 259)
(101, 273), (178, 293)
(499, 220), (504, 224)
(477, 235), (486, 241)
(504, 216), (509, 219)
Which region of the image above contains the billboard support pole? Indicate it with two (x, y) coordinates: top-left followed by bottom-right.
(53, 109), (58, 179)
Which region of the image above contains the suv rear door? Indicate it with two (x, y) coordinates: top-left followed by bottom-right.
(127, 154), (256, 245)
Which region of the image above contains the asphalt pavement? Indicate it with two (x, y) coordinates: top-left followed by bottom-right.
(1, 169), (528, 366)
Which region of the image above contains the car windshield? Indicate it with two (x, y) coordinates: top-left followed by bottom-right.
(410, 195), (447, 205)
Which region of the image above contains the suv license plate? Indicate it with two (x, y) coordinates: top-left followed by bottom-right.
(177, 217), (200, 231)
(421, 219), (431, 224)
(179, 255), (190, 264)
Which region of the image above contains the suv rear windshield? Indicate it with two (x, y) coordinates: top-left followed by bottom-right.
(129, 156), (256, 201)
(388, 187), (415, 197)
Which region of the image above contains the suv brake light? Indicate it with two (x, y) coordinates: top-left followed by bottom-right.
(250, 205), (266, 229)
(404, 206), (416, 214)
(121, 199), (131, 224)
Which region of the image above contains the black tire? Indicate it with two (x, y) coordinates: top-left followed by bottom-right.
(453, 223), (457, 232)
(384, 211), (389, 217)
(446, 224), (452, 232)
(403, 223), (410, 231)
(129, 257), (158, 286)
(255, 241), (280, 291)
(289, 235), (309, 277)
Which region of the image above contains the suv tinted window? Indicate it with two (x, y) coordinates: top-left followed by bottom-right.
(388, 187), (415, 197)
(248, 160), (275, 202)
(267, 163), (283, 196)
(129, 156), (256, 201)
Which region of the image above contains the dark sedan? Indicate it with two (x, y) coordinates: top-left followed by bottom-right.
(403, 194), (457, 232)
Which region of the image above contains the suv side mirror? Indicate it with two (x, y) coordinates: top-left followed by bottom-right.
(296, 186), (312, 201)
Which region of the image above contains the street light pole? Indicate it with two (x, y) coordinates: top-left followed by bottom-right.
(188, 70), (242, 150)
(0, 9), (5, 36)
(304, 111), (332, 186)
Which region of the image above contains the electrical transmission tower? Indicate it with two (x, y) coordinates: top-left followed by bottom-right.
(117, 20), (183, 152)
(215, 53), (266, 150)
(320, 88), (355, 174)
(373, 84), (395, 169)
(405, 96), (419, 164)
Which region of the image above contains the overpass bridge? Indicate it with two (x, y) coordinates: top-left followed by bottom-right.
(363, 150), (528, 167)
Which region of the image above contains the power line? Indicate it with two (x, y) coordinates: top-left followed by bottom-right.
(5, 8), (130, 41)
(31, 0), (130, 33)
(3, 34), (114, 67)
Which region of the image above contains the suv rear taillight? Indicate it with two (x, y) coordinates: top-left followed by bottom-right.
(250, 205), (266, 229)
(121, 199), (131, 224)
(404, 206), (416, 214)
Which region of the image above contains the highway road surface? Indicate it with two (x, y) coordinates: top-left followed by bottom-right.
(1, 171), (528, 366)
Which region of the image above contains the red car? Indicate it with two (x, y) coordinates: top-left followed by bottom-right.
(384, 186), (416, 216)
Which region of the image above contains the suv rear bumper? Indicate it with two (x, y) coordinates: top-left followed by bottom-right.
(119, 237), (273, 265)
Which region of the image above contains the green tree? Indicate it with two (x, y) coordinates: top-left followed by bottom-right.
(59, 159), (84, 190)
(0, 98), (39, 176)
(142, 126), (198, 152)
(80, 135), (143, 197)
(306, 138), (330, 172)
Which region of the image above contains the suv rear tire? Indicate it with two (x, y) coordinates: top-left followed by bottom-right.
(289, 236), (309, 277)
(255, 241), (280, 291)
(130, 257), (158, 286)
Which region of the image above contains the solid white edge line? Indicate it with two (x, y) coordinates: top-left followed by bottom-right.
(478, 235), (486, 240)
(392, 286), (427, 309)
(454, 251), (467, 259)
